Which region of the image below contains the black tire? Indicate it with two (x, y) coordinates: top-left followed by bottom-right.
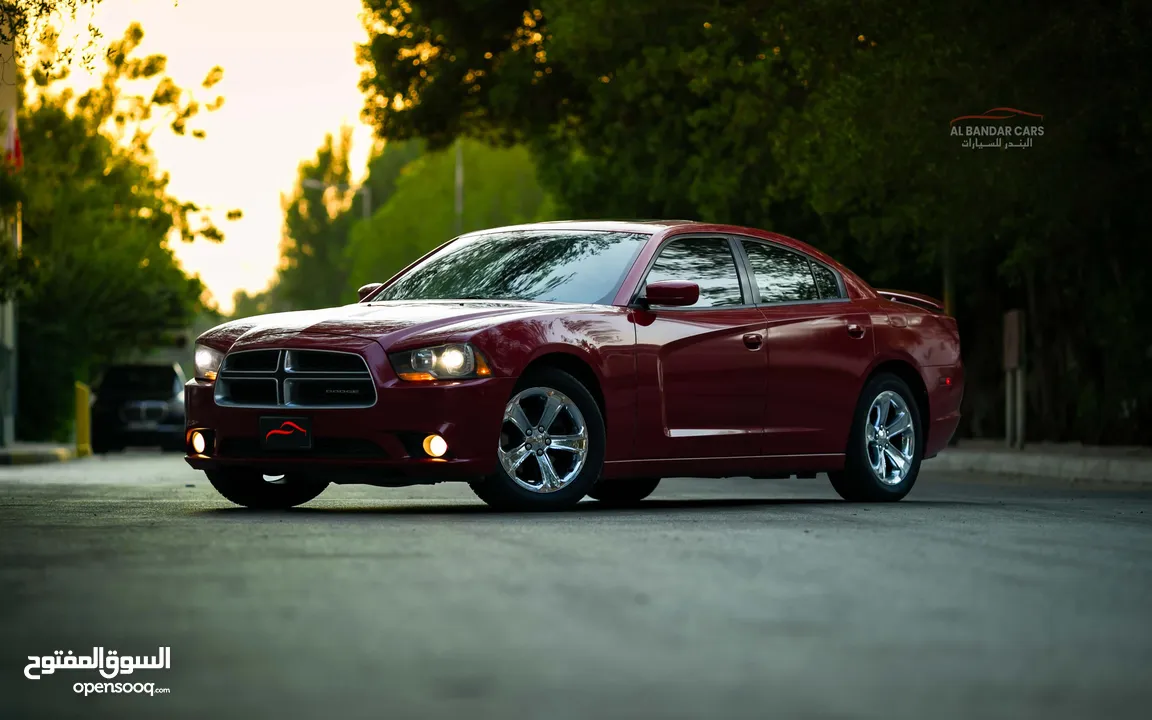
(828, 373), (923, 502)
(206, 469), (328, 510)
(588, 478), (661, 507)
(470, 367), (605, 511)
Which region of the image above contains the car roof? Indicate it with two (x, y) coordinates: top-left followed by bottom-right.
(455, 219), (850, 272)
(461, 219), (700, 236)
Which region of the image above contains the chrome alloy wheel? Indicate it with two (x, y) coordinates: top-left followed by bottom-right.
(865, 390), (916, 485)
(498, 386), (589, 493)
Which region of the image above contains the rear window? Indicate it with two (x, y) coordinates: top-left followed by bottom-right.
(811, 262), (844, 299)
(740, 241), (819, 303)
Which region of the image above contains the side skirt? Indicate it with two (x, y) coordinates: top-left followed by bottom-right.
(601, 453), (845, 480)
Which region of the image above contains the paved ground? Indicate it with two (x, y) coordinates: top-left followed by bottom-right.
(1, 453), (1150, 720)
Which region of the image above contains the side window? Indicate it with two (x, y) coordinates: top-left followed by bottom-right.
(740, 241), (819, 303)
(810, 261), (844, 299)
(645, 238), (744, 308)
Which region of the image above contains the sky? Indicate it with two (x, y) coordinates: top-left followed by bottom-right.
(56, 0), (377, 313)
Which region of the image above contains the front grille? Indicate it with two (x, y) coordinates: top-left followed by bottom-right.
(214, 349), (377, 409)
(285, 378), (375, 407)
(218, 378), (277, 406)
(222, 350), (278, 372)
(217, 437), (388, 459)
(285, 350), (367, 373)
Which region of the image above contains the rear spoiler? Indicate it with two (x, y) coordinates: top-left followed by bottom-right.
(876, 289), (946, 313)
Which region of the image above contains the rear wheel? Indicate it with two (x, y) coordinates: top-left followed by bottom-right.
(828, 373), (923, 502)
(207, 469), (328, 509)
(588, 478), (661, 507)
(470, 367), (605, 511)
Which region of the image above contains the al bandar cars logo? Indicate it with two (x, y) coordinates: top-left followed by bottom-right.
(950, 107), (1044, 150)
(265, 420), (307, 440)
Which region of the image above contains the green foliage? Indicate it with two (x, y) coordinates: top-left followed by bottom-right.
(358, 0), (1152, 443)
(275, 127), (360, 310)
(235, 134), (552, 316)
(13, 23), (234, 440)
(345, 138), (554, 289)
(233, 134), (427, 316)
(362, 136), (424, 212)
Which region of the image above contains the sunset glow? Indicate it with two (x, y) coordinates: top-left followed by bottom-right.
(55, 0), (377, 312)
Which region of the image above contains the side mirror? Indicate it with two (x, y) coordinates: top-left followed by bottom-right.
(643, 280), (700, 307)
(358, 283), (383, 302)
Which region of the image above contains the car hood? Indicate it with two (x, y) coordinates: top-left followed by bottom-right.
(202, 300), (591, 351)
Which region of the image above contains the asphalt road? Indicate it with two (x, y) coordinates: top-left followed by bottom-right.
(1, 453), (1150, 720)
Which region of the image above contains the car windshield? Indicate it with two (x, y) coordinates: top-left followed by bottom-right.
(372, 230), (650, 305)
(99, 366), (179, 394)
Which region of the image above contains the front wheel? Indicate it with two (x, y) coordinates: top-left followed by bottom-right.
(828, 373), (923, 502)
(470, 367), (605, 511)
(587, 478), (661, 507)
(207, 469), (328, 509)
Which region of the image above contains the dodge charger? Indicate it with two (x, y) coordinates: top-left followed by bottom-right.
(184, 221), (963, 510)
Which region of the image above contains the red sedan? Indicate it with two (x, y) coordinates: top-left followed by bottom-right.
(185, 221), (963, 510)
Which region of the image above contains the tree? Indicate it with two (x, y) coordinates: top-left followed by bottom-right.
(230, 137), (427, 318)
(0, 2), (187, 72)
(344, 138), (554, 289)
(361, 135), (424, 217)
(14, 23), (235, 440)
(230, 285), (283, 319)
(272, 127), (361, 310)
(1, 1), (105, 71)
(358, 0), (1152, 444)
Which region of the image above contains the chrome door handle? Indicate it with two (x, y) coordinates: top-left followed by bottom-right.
(847, 323), (866, 338)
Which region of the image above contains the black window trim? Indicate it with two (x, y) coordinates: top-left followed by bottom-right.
(627, 233), (757, 311)
(731, 235), (849, 306)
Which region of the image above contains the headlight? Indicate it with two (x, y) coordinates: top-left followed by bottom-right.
(390, 343), (492, 381)
(194, 345), (224, 381)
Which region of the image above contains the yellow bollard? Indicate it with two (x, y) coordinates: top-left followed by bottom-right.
(75, 381), (92, 458)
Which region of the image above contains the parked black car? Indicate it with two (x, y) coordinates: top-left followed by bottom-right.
(91, 363), (187, 453)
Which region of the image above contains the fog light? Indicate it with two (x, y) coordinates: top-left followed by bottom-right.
(422, 434), (448, 458)
(191, 431), (207, 455)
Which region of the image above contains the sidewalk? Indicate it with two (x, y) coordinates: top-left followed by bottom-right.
(0, 443), (76, 465)
(925, 439), (1152, 485)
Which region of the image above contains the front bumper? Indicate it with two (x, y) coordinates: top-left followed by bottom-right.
(183, 357), (515, 484)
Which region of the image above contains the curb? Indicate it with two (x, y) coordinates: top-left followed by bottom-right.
(0, 447), (76, 466)
(924, 450), (1152, 485)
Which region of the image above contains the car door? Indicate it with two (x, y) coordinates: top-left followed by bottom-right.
(632, 236), (767, 459)
(737, 239), (875, 456)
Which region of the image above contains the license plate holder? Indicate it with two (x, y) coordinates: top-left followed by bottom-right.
(259, 417), (312, 450)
